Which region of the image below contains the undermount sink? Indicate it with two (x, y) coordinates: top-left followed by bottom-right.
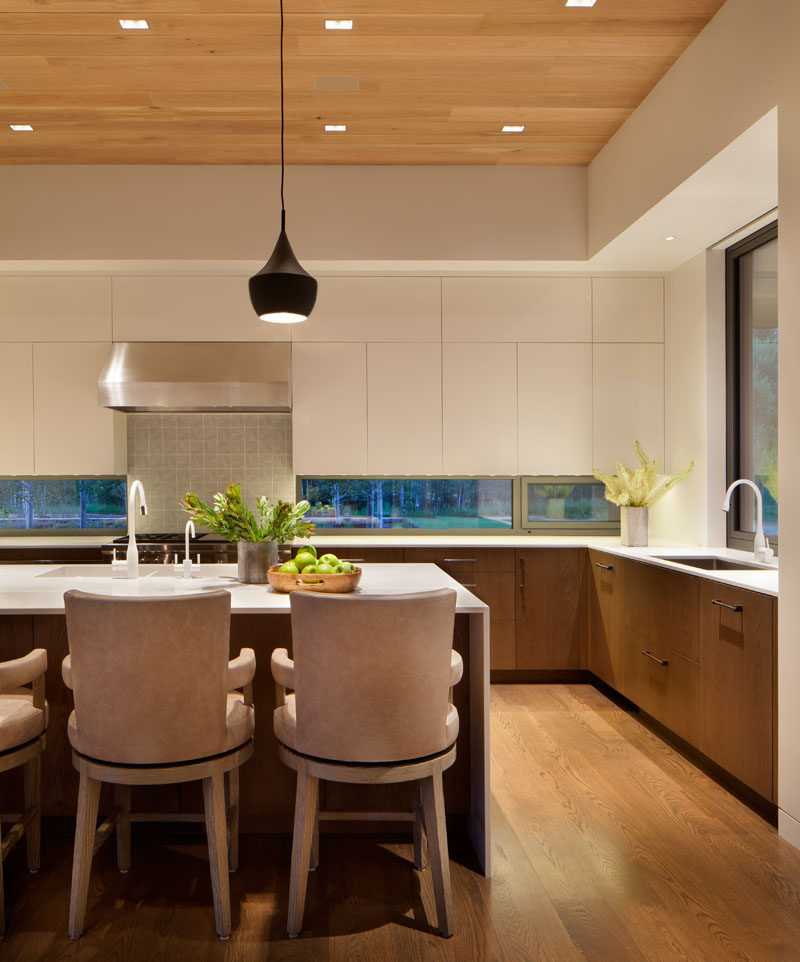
(36, 565), (122, 578)
(653, 556), (772, 572)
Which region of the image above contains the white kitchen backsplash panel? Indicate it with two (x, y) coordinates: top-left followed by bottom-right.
(127, 413), (294, 534)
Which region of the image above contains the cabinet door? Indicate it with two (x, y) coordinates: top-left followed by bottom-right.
(587, 550), (625, 691)
(33, 342), (120, 475)
(515, 549), (581, 669)
(0, 343), (34, 474)
(700, 583), (774, 799)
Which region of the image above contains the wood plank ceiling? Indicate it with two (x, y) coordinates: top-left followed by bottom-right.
(0, 0), (727, 166)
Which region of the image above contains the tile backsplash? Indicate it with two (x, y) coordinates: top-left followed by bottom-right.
(126, 413), (294, 533)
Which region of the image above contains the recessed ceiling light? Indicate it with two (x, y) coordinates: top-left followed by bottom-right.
(502, 125), (525, 133)
(9, 124), (34, 132)
(119, 19), (149, 29)
(325, 20), (353, 30)
(566, 0), (597, 6)
(325, 124), (347, 132)
(665, 235), (677, 241)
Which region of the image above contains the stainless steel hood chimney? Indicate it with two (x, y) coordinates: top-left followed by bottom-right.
(98, 342), (291, 412)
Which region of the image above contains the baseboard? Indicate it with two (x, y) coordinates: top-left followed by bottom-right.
(490, 669), (593, 684)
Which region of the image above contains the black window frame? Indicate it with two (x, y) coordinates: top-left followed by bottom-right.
(725, 220), (778, 553)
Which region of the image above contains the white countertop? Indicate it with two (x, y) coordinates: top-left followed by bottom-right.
(0, 563), (490, 615)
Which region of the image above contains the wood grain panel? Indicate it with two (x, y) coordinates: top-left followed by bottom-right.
(0, 1), (726, 165)
(699, 583), (774, 800)
(489, 621), (515, 671)
(586, 550), (625, 692)
(623, 560), (700, 662)
(515, 548), (582, 670)
(402, 547), (516, 572)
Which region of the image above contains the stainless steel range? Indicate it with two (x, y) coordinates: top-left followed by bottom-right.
(101, 533), (236, 566)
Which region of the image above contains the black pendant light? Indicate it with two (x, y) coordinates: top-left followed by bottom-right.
(249, 0), (317, 324)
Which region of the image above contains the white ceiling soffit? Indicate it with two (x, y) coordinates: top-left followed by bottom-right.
(588, 108), (778, 271)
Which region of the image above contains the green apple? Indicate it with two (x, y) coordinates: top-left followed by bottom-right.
(338, 561), (355, 573)
(294, 550), (316, 571)
(301, 563), (318, 574)
(319, 553), (339, 566)
(301, 544), (318, 558)
(316, 563), (335, 574)
(279, 560), (300, 574)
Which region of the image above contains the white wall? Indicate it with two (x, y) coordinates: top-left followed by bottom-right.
(0, 165), (587, 262)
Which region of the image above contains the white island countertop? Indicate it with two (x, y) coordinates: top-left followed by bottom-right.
(0, 562), (490, 615)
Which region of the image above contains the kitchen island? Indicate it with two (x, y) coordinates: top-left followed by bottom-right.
(0, 562), (491, 875)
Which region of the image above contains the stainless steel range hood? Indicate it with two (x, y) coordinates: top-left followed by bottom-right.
(98, 342), (291, 412)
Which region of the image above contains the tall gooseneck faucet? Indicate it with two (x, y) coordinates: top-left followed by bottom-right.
(127, 480), (148, 579)
(184, 519), (196, 579)
(722, 478), (774, 563)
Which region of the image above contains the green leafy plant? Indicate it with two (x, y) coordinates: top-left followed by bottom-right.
(181, 483), (315, 543)
(593, 441), (694, 508)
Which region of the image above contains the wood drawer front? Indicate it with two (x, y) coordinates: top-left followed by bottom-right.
(624, 562), (700, 663)
(490, 621), (516, 670)
(314, 547), (405, 564)
(624, 631), (700, 744)
(587, 551), (625, 691)
(699, 583), (774, 800)
(403, 547), (515, 573)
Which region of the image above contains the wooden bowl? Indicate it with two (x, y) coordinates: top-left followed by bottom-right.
(267, 564), (362, 594)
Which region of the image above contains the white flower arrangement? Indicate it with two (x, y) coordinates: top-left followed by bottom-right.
(594, 441), (694, 508)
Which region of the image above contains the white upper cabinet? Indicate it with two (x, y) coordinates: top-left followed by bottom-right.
(292, 276), (441, 342)
(112, 276), (289, 341)
(443, 343), (517, 475)
(593, 343), (664, 474)
(592, 277), (664, 342)
(33, 342), (120, 475)
(0, 343), (34, 474)
(292, 343), (367, 475)
(0, 276), (111, 341)
(517, 343), (592, 475)
(442, 276), (591, 342)
(367, 343), (442, 475)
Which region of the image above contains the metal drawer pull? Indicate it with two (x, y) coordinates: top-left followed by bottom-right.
(641, 649), (669, 666)
(341, 559), (365, 563)
(443, 558), (476, 563)
(595, 562), (614, 570)
(460, 583), (478, 589)
(520, 557), (526, 589)
(711, 599), (743, 612)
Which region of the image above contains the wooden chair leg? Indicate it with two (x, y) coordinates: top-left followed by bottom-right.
(23, 750), (42, 873)
(203, 769), (231, 940)
(309, 789), (319, 872)
(68, 766), (102, 940)
(419, 771), (454, 938)
(114, 785), (132, 873)
(287, 762), (319, 938)
(412, 780), (427, 871)
(226, 766), (240, 874)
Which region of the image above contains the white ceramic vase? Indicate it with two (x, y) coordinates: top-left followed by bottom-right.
(620, 506), (649, 547)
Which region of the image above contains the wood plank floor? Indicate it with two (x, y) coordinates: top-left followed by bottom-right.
(1, 684), (800, 961)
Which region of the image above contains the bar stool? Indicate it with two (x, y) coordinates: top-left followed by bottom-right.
(271, 588), (461, 938)
(0, 648), (47, 936)
(62, 589), (255, 940)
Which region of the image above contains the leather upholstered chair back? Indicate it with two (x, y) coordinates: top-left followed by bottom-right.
(64, 589), (232, 765)
(289, 588), (457, 763)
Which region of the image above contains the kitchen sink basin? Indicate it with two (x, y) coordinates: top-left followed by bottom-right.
(36, 565), (121, 578)
(653, 555), (772, 572)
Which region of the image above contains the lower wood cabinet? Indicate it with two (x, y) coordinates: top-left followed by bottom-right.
(587, 550), (625, 690)
(699, 582), (775, 800)
(515, 549), (582, 670)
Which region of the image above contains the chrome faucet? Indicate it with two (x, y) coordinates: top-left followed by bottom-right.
(722, 479), (774, 563)
(127, 480), (148, 579)
(184, 519), (196, 578)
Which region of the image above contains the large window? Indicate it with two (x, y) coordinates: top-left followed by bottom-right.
(0, 478), (127, 531)
(299, 478), (514, 530)
(726, 222), (778, 550)
(521, 476), (620, 534)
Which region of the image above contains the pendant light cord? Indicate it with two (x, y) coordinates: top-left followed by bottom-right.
(280, 0), (285, 232)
